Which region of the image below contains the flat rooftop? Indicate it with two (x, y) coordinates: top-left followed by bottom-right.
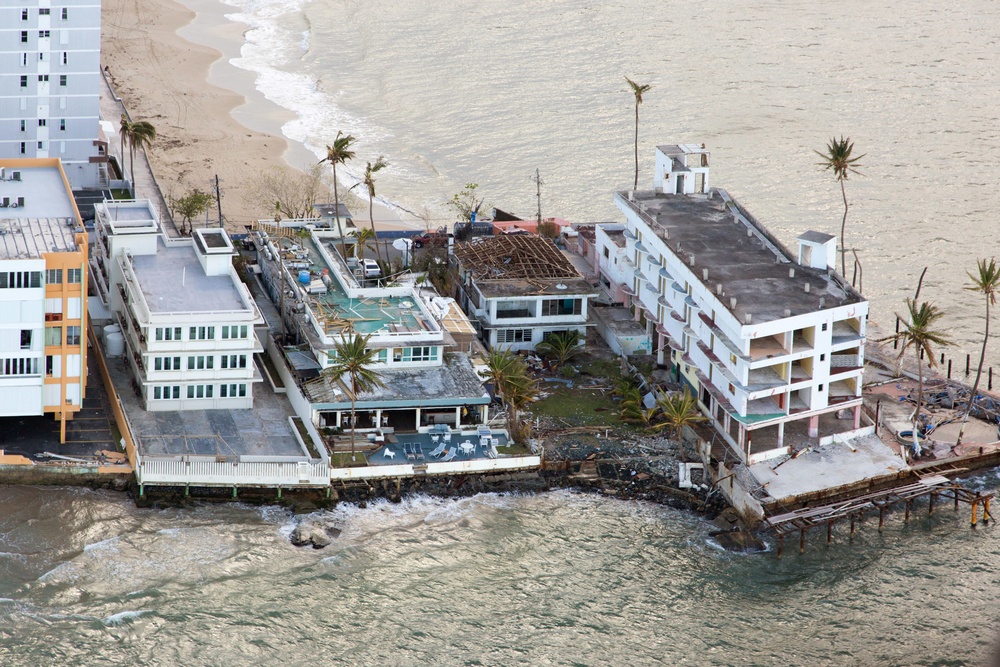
(131, 239), (246, 313)
(275, 234), (435, 337)
(0, 165), (79, 259)
(619, 190), (865, 323)
(303, 352), (489, 409)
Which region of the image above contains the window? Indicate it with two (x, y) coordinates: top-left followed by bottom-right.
(20, 120), (25, 132)
(729, 353), (737, 365)
(820, 354), (826, 361)
(22, 9), (28, 20)
(62, 51), (67, 65)
(66, 326), (80, 345)
(821, 323), (828, 331)
(0, 271), (41, 288)
(21, 31), (28, 43)
(59, 119), (66, 131)
(0, 358), (38, 376)
(818, 384), (824, 392)
(20, 75), (27, 88)
(39, 8), (50, 15)
(62, 7), (67, 19)
(188, 355), (214, 370)
(603, 247), (610, 258)
(187, 385), (213, 399)
(37, 141), (44, 150)
(542, 298), (582, 317)
(496, 329), (531, 344)
(38, 75), (48, 83)
(67, 268), (80, 283)
(221, 325), (248, 339)
(45, 327), (61, 346)
(220, 354), (246, 369)
(45, 355), (53, 376)
(38, 119), (46, 127)
(189, 326), (215, 341)
(19, 142), (26, 155)
(154, 357), (181, 371)
(220, 384), (247, 398)
(20, 330), (31, 349)
(155, 327), (182, 341)
(45, 269), (62, 284)
(39, 30), (50, 38)
(153, 386), (180, 400)
(21, 53), (27, 67)
(59, 74), (66, 86)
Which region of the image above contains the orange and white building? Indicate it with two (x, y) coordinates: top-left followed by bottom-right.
(0, 158), (88, 439)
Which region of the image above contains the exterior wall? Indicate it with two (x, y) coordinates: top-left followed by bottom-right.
(477, 291), (590, 352)
(0, 1), (105, 189)
(594, 225), (631, 305)
(41, 234), (88, 417)
(0, 257), (45, 415)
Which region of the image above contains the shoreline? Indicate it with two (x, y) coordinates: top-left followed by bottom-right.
(102, 0), (419, 231)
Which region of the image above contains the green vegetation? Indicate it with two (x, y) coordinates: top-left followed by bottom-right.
(171, 189), (213, 236)
(481, 349), (538, 443)
(329, 452), (368, 467)
(320, 131), (357, 261)
(530, 386), (622, 428)
(958, 258), (1000, 446)
(360, 157), (387, 266)
(625, 77), (651, 190)
(815, 136), (864, 276)
(323, 333), (386, 461)
(536, 330), (583, 370)
(447, 182), (486, 222)
(291, 418), (322, 459)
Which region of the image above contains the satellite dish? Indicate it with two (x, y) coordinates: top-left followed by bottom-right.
(392, 238), (412, 251)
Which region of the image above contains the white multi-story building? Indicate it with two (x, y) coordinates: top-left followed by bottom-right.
(252, 221), (490, 432)
(92, 200), (264, 410)
(452, 234), (594, 352)
(0, 158), (88, 438)
(599, 144), (869, 464)
(0, 0), (107, 190)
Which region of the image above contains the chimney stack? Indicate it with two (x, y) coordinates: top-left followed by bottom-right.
(702, 268), (709, 281)
(730, 297), (737, 309)
(804, 283), (811, 294)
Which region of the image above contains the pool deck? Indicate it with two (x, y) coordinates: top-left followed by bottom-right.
(365, 428), (511, 465)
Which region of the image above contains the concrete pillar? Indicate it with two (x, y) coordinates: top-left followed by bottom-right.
(375, 409), (383, 428)
(777, 422), (785, 447)
(853, 405), (862, 429)
(455, 407), (462, 428)
(808, 415), (819, 438)
(415, 407), (422, 429)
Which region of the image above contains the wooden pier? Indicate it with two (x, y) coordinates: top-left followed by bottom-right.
(765, 475), (994, 557)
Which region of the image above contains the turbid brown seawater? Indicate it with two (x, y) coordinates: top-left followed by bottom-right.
(2, 483), (1000, 666)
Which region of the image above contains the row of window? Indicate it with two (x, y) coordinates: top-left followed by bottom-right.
(19, 51), (70, 66)
(45, 326), (81, 346)
(151, 384), (248, 400)
(19, 119), (69, 132)
(0, 272), (41, 289)
(19, 74), (69, 87)
(21, 7), (69, 19)
(152, 354), (248, 371)
(154, 325), (250, 342)
(0, 357), (39, 377)
(44, 268), (82, 284)
(496, 328), (532, 344)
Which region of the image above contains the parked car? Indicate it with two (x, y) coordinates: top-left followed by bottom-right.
(413, 229), (452, 248)
(362, 259), (381, 278)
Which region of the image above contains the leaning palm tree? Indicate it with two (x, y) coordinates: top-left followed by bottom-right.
(625, 77), (651, 190)
(650, 389), (706, 457)
(535, 330), (583, 370)
(126, 120), (157, 193)
(361, 156), (387, 267)
(815, 136), (864, 276)
(957, 258), (1000, 446)
(323, 333), (386, 462)
(480, 348), (536, 443)
(319, 131), (357, 261)
(118, 114), (133, 188)
(892, 298), (952, 456)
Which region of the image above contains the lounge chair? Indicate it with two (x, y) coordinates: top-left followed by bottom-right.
(403, 443), (415, 461)
(414, 444), (425, 461)
(429, 441), (447, 457)
(441, 447), (458, 462)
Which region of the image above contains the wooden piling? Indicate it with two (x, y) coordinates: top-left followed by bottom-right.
(985, 498), (993, 523)
(894, 317), (900, 349)
(850, 516), (856, 538)
(878, 507), (885, 531)
(967, 354), (971, 375)
(929, 491), (935, 516)
(777, 535), (783, 558)
(947, 359), (952, 379)
(827, 522), (832, 544)
(905, 500), (911, 523)
(971, 500), (979, 528)
(955, 489), (960, 510)
(800, 528), (806, 554)
(940, 352), (945, 364)
(990, 367), (994, 391)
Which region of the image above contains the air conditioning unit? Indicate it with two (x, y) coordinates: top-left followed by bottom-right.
(12, 171), (21, 182)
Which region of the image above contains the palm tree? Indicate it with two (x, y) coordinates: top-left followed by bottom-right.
(957, 258), (1000, 446)
(361, 157), (387, 267)
(480, 348), (537, 443)
(535, 330), (583, 370)
(118, 114), (132, 187)
(650, 389), (706, 441)
(625, 77), (651, 190)
(892, 298), (952, 456)
(319, 131), (357, 261)
(323, 333), (386, 462)
(815, 136), (864, 276)
(354, 226), (375, 260)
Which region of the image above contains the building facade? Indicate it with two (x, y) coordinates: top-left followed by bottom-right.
(92, 200), (264, 411)
(0, 0), (107, 189)
(0, 158), (88, 438)
(452, 234), (594, 352)
(599, 145), (869, 465)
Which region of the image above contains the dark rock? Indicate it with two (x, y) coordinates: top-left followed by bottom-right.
(710, 529), (767, 554)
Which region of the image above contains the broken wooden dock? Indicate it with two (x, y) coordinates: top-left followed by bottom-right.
(765, 474), (994, 557)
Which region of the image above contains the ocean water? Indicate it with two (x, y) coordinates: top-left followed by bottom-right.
(219, 0), (1000, 369)
(3, 484), (1000, 666)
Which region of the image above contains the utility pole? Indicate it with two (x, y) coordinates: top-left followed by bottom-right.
(532, 168), (543, 227)
(213, 174), (223, 228)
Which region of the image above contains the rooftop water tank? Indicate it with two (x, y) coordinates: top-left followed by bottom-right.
(298, 270), (310, 284)
(103, 323), (120, 347)
(106, 331), (125, 358)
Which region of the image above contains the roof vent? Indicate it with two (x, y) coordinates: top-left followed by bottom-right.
(702, 268), (709, 281)
(555, 283), (568, 290)
(819, 297), (825, 308)
(744, 313), (752, 324)
(730, 297), (737, 309)
(784, 308), (792, 317)
(746, 228), (753, 238)
(716, 283), (723, 295)
(789, 268), (795, 278)
(688, 254), (696, 266)
(804, 283), (811, 293)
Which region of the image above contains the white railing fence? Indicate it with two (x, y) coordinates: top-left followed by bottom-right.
(138, 457), (329, 486)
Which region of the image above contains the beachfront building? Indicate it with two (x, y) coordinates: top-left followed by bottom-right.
(0, 158), (88, 439)
(0, 1), (108, 190)
(251, 220), (490, 432)
(451, 234), (595, 353)
(91, 200), (264, 410)
(601, 144), (869, 464)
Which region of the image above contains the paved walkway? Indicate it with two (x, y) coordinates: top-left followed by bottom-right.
(98, 69), (179, 237)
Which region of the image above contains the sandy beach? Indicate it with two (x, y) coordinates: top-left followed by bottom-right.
(101, 0), (416, 231)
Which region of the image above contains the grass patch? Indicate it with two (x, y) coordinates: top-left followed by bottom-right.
(109, 188), (132, 200)
(258, 353), (284, 389)
(530, 385), (622, 428)
(329, 452), (368, 467)
(291, 417), (321, 459)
